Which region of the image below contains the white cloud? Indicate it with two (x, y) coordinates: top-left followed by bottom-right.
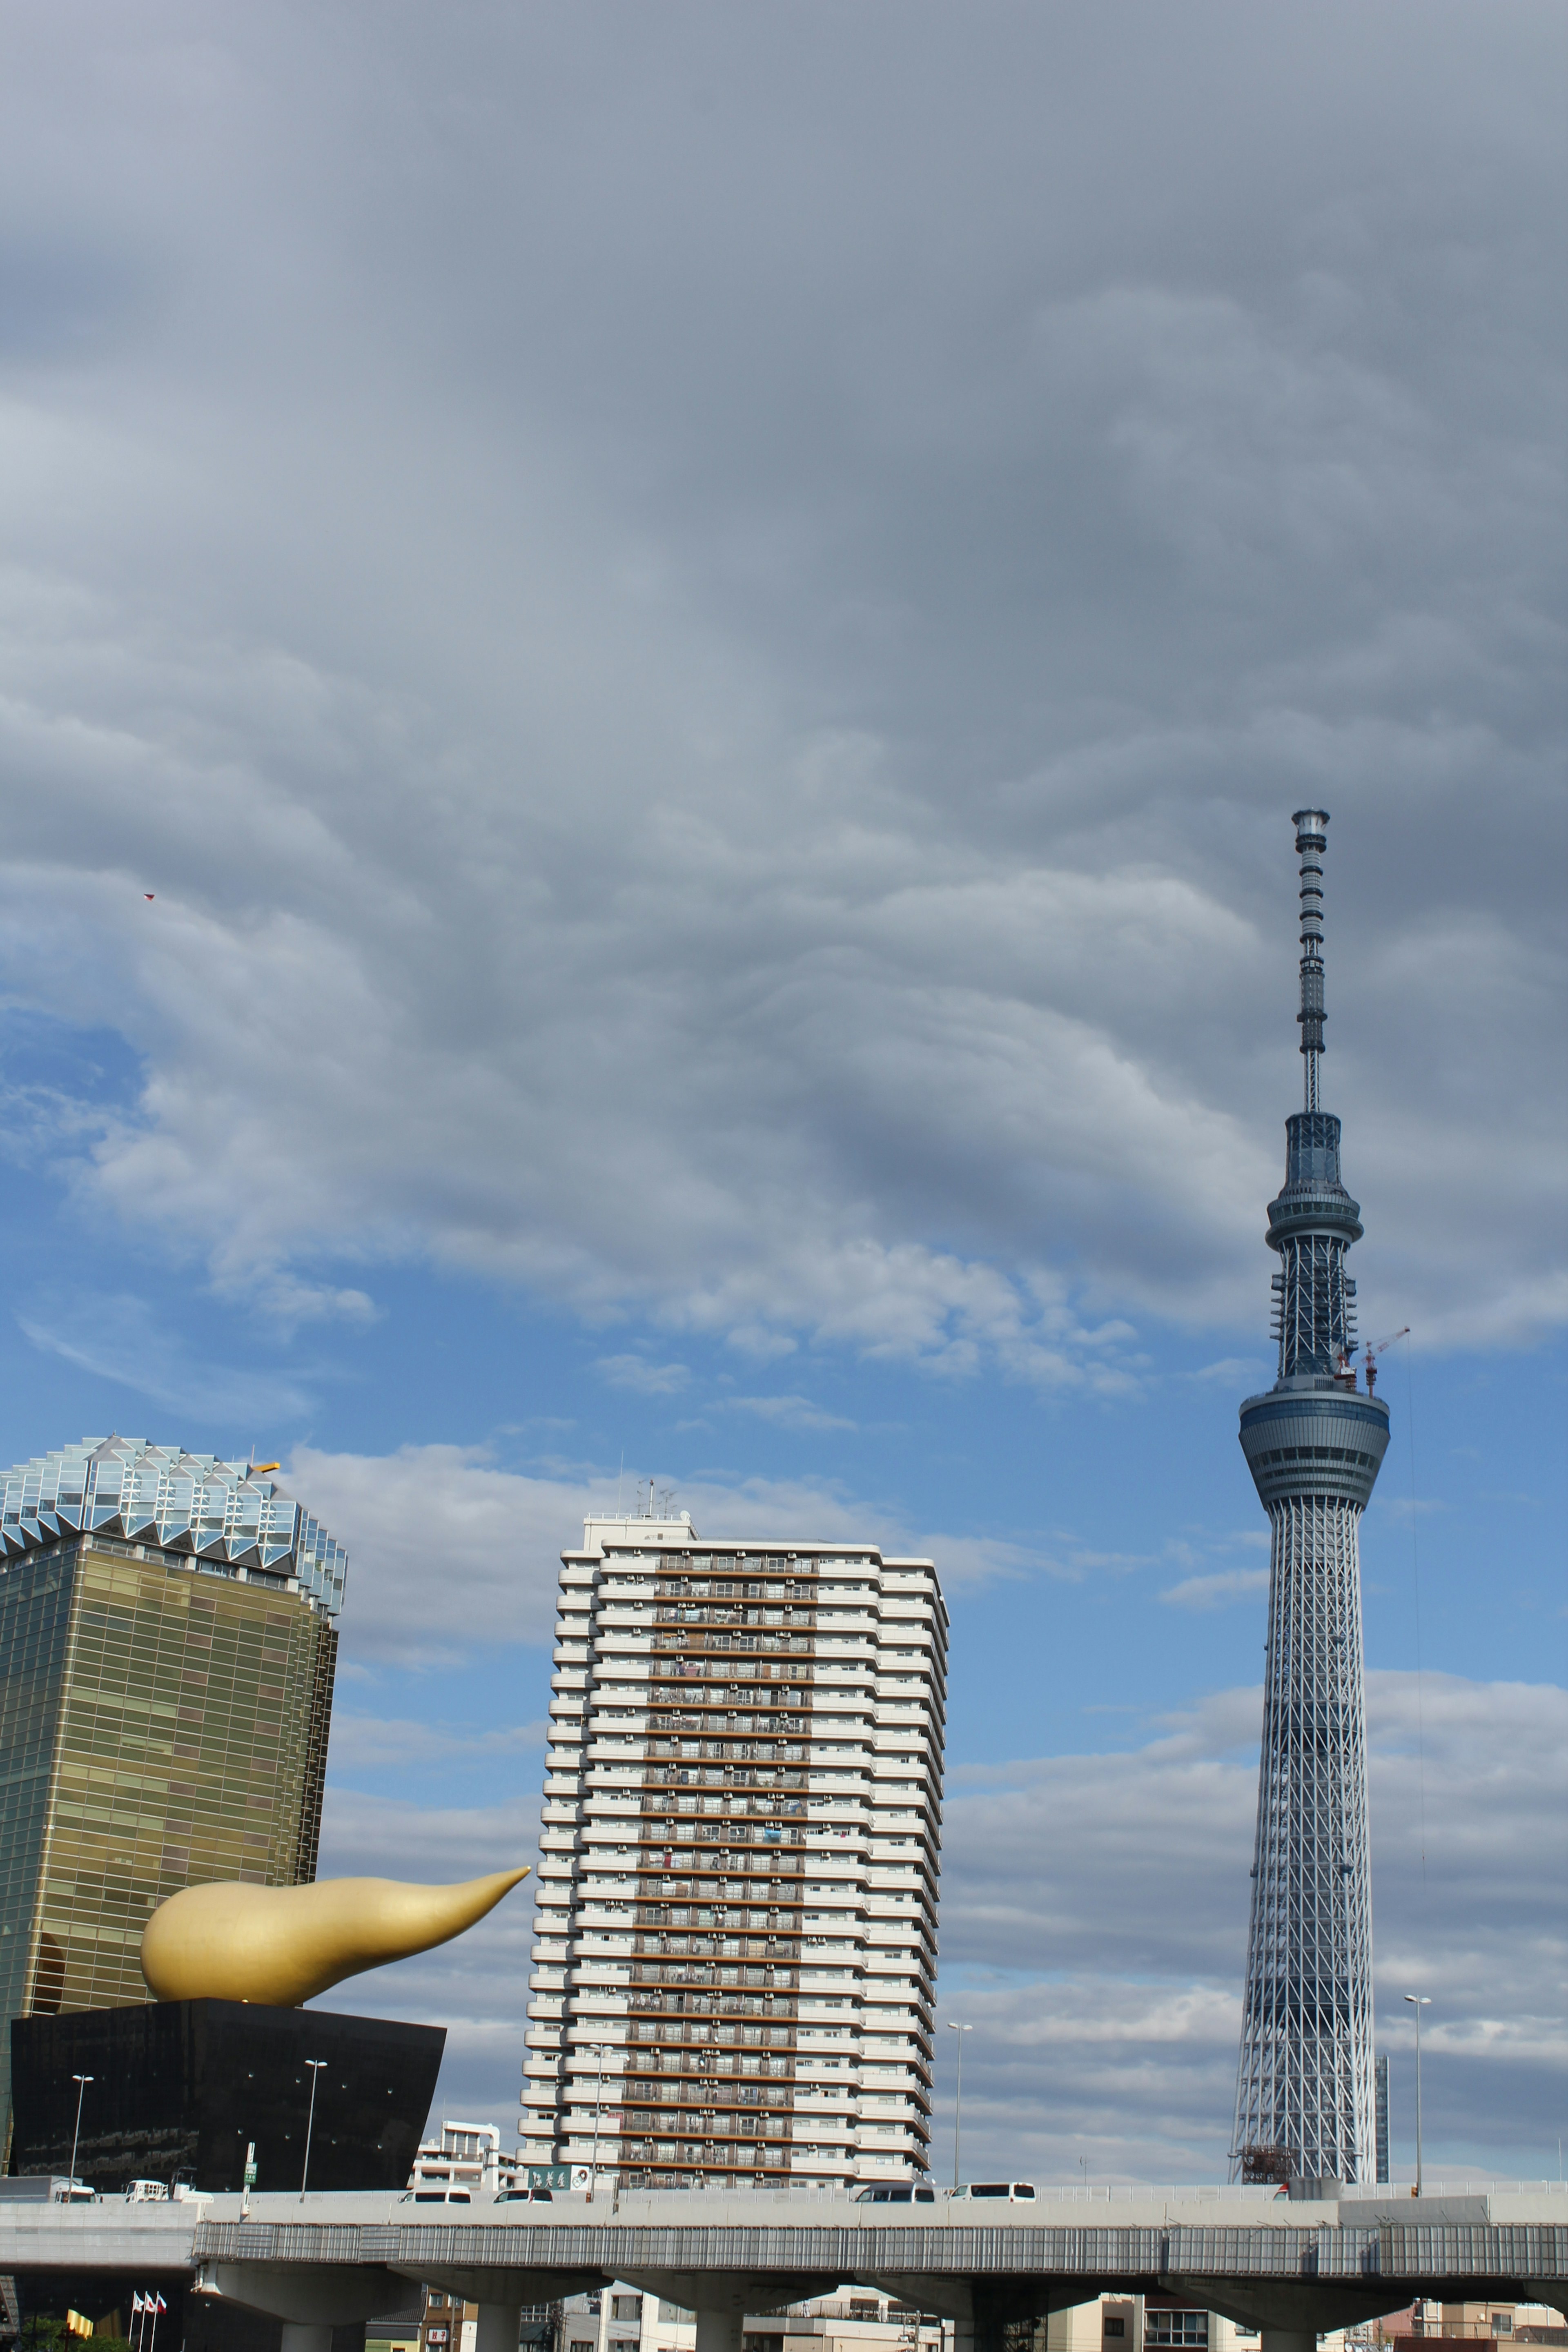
(288, 1443), (589, 1670)
(595, 1355), (690, 1396)
(314, 1786), (543, 2126)
(327, 1716), (548, 1772)
(256, 1275), (378, 1328)
(0, 4), (1559, 1370)
(724, 1394), (856, 1432)
(17, 1294), (314, 1426)
(297, 1440), (1051, 1672)
(725, 1328), (799, 1363)
(1160, 1567), (1272, 1610)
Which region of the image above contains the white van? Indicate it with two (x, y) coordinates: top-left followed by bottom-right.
(950, 2181), (1036, 2204)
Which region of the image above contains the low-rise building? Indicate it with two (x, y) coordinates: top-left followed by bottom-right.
(408, 2120), (523, 2197)
(556, 2285), (1305, 2352)
(1346, 2306), (1568, 2349)
(1040, 2297), (1341, 2352)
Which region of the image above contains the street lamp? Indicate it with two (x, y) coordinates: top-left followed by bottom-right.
(586, 2042), (607, 2203)
(1403, 1996), (1431, 2197)
(947, 2022), (972, 2192)
(299, 2060), (327, 2199)
(67, 2075), (93, 2192)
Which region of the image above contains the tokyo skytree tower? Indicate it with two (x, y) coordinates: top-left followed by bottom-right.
(1231, 810), (1391, 2187)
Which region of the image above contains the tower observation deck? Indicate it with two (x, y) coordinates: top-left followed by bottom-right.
(1230, 811), (1390, 2189)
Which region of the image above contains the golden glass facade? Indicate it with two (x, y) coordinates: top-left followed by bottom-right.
(0, 1537), (337, 2152)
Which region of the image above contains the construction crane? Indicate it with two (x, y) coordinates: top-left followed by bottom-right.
(1363, 1326), (1410, 1394)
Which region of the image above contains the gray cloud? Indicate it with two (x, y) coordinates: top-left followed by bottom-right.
(0, 2), (1560, 1370)
(316, 1671), (1566, 2176)
(934, 1673), (1568, 2180)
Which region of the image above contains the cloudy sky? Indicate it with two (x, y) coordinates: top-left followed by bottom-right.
(2, 1), (1563, 2182)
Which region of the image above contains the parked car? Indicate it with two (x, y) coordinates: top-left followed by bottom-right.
(854, 2185), (937, 2204)
(949, 2182), (1036, 2203)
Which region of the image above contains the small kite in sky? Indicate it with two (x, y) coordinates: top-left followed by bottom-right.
(144, 893), (155, 900)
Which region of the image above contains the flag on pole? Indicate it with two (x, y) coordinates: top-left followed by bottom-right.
(132, 2294), (145, 2314)
(154, 2298), (167, 2314)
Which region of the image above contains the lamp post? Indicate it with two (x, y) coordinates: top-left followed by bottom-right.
(586, 2042), (606, 2203)
(1403, 1996), (1431, 2196)
(299, 2060), (326, 2199)
(947, 2022), (972, 2192)
(67, 2074), (93, 2192)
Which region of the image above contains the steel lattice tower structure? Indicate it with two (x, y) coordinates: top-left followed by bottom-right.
(1230, 810), (1391, 2187)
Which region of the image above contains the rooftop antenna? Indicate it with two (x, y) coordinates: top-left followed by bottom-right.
(1293, 807), (1329, 1114)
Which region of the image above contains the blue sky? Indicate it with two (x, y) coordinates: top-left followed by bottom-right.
(1, 0), (1563, 2185)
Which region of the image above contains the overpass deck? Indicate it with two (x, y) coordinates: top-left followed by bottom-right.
(2, 2188), (1562, 2352)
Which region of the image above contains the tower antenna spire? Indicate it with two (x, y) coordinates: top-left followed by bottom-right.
(1293, 807), (1328, 1113)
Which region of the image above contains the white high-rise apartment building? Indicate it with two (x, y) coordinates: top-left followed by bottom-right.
(521, 1514), (947, 2187)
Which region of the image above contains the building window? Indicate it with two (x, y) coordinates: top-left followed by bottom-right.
(1145, 2317), (1207, 2348)
(1105, 2323), (1126, 2340)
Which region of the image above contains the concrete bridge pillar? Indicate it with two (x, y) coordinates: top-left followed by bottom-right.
(693, 2310), (744, 2352)
(1259, 2333), (1317, 2352)
(279, 2326), (335, 2352)
(474, 2307), (523, 2352)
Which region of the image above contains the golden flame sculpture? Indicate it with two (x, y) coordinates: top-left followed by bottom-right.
(139, 1868), (529, 2007)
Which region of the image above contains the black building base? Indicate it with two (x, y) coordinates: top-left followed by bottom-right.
(9, 2001), (445, 2194)
(13, 2276), (376, 2352)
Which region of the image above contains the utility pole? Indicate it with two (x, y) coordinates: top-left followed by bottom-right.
(947, 2022), (972, 2192)
(587, 2042), (607, 2202)
(67, 2074), (93, 2192)
(1403, 1996), (1430, 2196)
(300, 2059), (327, 2198)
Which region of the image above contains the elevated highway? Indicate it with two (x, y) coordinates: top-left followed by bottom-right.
(3, 2187), (1563, 2352)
